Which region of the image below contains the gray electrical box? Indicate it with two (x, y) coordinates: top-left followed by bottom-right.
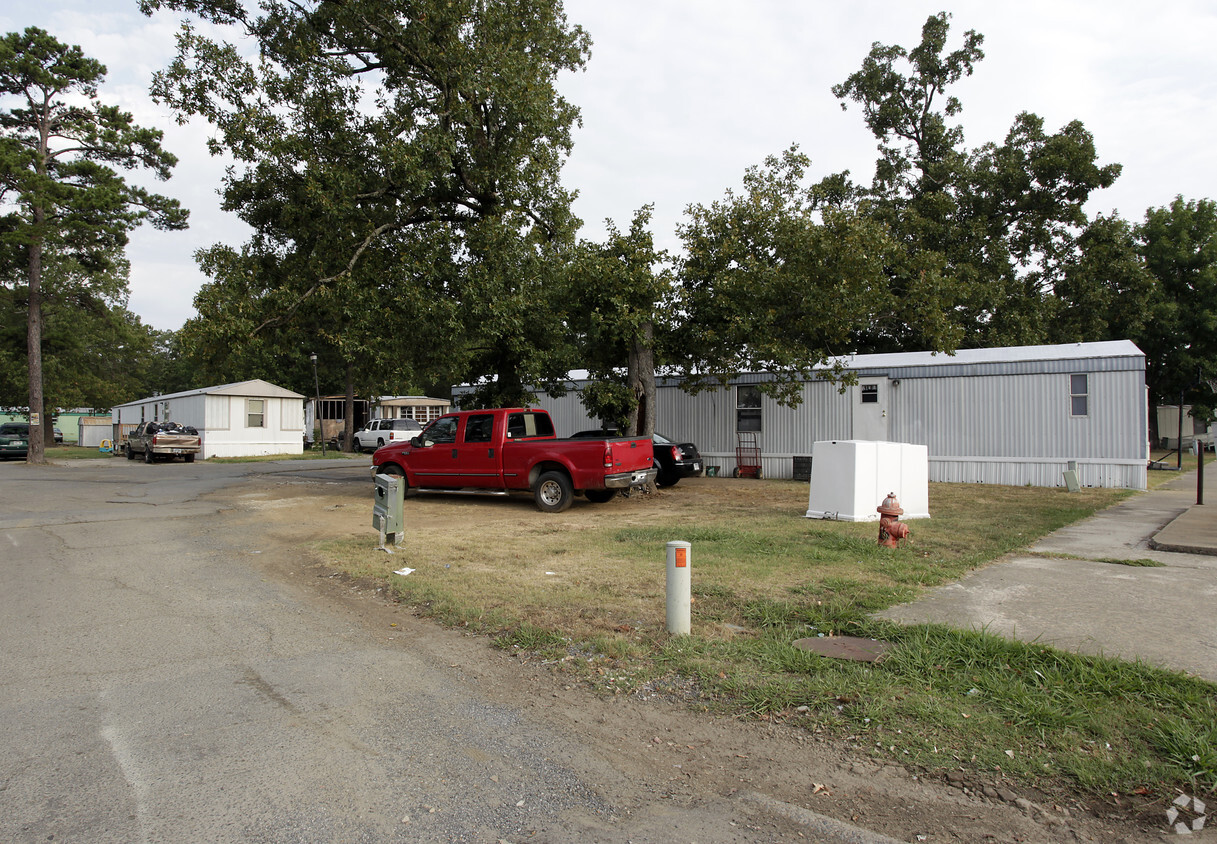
(373, 473), (405, 551)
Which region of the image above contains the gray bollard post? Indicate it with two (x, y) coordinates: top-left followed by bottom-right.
(666, 541), (691, 635)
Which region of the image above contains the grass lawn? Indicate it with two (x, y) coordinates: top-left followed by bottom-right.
(317, 478), (1217, 801)
(48, 445), (119, 459)
(50, 446), (361, 462)
(206, 450), (363, 462)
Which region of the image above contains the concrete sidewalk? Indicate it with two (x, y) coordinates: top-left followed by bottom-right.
(876, 460), (1217, 682)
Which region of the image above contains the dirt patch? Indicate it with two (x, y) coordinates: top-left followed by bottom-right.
(214, 475), (1172, 843)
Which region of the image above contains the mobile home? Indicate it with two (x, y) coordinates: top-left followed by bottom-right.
(113, 380), (306, 459)
(522, 341), (1148, 490)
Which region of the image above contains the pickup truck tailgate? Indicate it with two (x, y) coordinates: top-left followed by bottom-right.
(607, 437), (653, 471)
(153, 434), (199, 451)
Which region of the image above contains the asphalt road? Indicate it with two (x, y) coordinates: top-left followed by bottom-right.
(0, 459), (835, 844)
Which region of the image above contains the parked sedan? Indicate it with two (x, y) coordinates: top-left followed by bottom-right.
(0, 422), (29, 460)
(571, 429), (703, 488)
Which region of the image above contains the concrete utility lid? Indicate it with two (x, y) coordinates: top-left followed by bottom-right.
(792, 636), (895, 662)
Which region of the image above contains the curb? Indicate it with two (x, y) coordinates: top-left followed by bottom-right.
(739, 791), (906, 844)
(1149, 537), (1217, 556)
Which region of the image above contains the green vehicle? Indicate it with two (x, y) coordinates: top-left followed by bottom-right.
(0, 422), (29, 460)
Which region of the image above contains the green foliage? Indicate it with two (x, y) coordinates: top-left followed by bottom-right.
(1136, 197), (1217, 418)
(1051, 214), (1157, 344)
(832, 13), (1122, 351)
(143, 0), (590, 405)
(566, 206), (671, 432)
(0, 26), (187, 457)
(676, 147), (961, 400)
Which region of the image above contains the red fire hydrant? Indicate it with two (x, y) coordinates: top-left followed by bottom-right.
(877, 492), (910, 548)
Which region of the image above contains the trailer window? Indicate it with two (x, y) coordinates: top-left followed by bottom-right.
(247, 399), (265, 428)
(1070, 374), (1088, 417)
(737, 386), (762, 432)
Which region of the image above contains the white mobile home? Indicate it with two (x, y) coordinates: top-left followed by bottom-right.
(113, 380), (306, 459)
(1155, 404), (1215, 451)
(523, 341), (1148, 490)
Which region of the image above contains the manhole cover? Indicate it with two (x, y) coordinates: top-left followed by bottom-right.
(792, 636), (895, 662)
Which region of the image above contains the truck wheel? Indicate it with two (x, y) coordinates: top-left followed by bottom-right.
(143, 448), (153, 464)
(535, 471), (573, 513)
(184, 453), (195, 463)
(585, 489), (616, 503)
(125, 444), (134, 460)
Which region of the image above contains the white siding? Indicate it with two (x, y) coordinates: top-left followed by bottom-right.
(114, 385), (306, 459)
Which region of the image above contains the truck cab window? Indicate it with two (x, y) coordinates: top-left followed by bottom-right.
(506, 412), (554, 439)
(426, 416), (458, 444)
(464, 414), (495, 443)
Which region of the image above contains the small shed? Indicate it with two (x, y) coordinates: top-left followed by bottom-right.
(113, 380), (306, 459)
(78, 416), (115, 448)
(519, 341), (1148, 490)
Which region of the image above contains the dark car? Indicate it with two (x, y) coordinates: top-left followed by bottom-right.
(0, 422), (30, 460)
(571, 429), (703, 488)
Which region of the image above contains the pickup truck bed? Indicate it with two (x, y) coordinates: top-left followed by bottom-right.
(126, 422), (202, 463)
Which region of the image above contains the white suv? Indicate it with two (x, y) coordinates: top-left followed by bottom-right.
(352, 418), (423, 452)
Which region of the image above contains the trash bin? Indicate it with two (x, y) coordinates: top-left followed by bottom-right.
(373, 473), (405, 550)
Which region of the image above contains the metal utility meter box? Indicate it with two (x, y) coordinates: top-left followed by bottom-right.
(373, 473), (405, 549)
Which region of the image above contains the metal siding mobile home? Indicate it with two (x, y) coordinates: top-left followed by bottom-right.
(518, 341), (1147, 490)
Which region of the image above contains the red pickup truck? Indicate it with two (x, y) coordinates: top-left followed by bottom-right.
(370, 408), (657, 512)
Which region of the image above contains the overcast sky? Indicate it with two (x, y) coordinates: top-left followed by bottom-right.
(6, 1), (1217, 331)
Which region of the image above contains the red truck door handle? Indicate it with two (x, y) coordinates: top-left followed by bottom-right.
(451, 448), (458, 458)
(488, 448), (494, 457)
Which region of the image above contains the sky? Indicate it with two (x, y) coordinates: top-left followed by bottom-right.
(6, 1), (1217, 332)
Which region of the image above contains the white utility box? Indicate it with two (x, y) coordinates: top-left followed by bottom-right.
(805, 440), (930, 522)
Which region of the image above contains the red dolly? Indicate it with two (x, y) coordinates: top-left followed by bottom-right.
(733, 432), (762, 478)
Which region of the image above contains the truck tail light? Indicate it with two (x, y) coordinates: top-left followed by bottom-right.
(152, 435), (159, 446)
(603, 445), (613, 469)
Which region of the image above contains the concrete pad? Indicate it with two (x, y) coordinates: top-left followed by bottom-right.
(875, 556), (1217, 681)
(876, 461), (1217, 682)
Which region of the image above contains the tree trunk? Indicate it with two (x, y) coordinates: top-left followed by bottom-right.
(344, 362), (355, 452)
(26, 211), (46, 465)
(626, 322), (657, 436)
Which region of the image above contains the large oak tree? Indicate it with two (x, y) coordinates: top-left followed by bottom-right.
(833, 12), (1121, 350)
(142, 0), (590, 418)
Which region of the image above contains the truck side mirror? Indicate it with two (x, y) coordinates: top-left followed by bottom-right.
(410, 436), (423, 448)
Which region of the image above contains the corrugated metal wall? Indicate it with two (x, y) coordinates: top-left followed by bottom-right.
(890, 370), (1146, 460)
(522, 346), (1147, 489)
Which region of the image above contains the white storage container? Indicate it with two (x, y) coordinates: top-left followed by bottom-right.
(805, 440), (930, 521)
